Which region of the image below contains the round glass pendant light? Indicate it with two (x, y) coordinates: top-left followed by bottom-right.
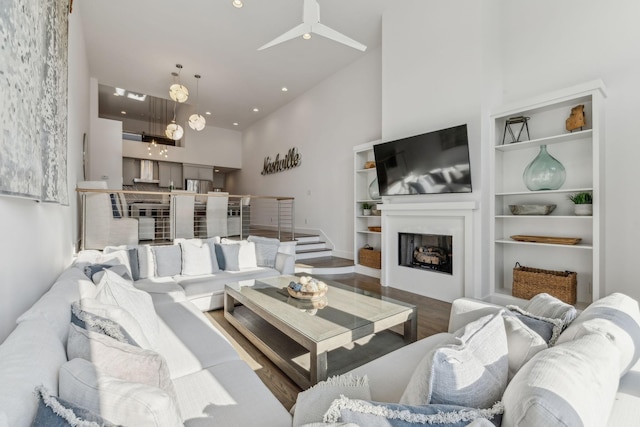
(188, 74), (206, 131)
(188, 114), (206, 131)
(165, 121), (184, 140)
(169, 64), (189, 103)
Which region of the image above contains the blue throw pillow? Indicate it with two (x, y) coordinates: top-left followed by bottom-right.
(214, 243), (226, 270)
(126, 248), (140, 281)
(32, 385), (117, 427)
(324, 397), (504, 427)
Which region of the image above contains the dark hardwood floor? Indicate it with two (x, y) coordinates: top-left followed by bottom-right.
(204, 273), (451, 410)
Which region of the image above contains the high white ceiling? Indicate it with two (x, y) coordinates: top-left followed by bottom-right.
(77, 0), (389, 131)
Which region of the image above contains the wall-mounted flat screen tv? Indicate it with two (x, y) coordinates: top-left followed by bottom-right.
(374, 124), (472, 196)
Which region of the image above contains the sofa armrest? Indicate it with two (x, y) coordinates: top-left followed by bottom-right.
(275, 252), (295, 275)
(448, 298), (505, 333)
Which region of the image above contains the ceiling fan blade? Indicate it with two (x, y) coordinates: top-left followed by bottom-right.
(312, 23), (367, 51)
(258, 23), (308, 51)
(302, 0), (320, 24)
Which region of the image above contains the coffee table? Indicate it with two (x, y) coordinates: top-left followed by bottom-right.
(224, 275), (417, 389)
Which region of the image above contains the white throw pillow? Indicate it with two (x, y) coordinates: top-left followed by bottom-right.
(180, 239), (219, 275)
(72, 298), (152, 349)
(66, 324), (176, 401)
(293, 374), (370, 427)
(221, 238), (258, 269)
(501, 311), (548, 380)
(522, 292), (578, 324)
(502, 333), (620, 427)
(96, 250), (133, 279)
(248, 235), (280, 268)
(59, 358), (182, 427)
(95, 269), (159, 349)
(400, 312), (509, 409)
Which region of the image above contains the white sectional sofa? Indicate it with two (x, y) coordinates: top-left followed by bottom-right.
(337, 294), (640, 427)
(0, 238), (295, 426)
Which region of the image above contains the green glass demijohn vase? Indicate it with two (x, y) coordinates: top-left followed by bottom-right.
(522, 145), (566, 191)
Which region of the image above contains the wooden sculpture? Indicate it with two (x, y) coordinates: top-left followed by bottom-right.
(566, 105), (585, 132)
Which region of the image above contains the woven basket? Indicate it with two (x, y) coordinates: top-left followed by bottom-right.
(512, 262), (577, 304)
(359, 247), (381, 269)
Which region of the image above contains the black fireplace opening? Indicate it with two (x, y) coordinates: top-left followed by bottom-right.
(398, 232), (453, 275)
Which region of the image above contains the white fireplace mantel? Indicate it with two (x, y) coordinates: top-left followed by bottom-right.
(379, 200), (478, 302)
(378, 201), (477, 212)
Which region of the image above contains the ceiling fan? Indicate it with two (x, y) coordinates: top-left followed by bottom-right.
(258, 0), (367, 52)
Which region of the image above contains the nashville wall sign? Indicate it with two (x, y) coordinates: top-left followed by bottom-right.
(261, 147), (301, 175)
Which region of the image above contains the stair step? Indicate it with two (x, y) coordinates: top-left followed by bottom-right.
(295, 256), (355, 275)
(295, 249), (333, 260)
(295, 235), (322, 244)
(295, 241), (327, 251)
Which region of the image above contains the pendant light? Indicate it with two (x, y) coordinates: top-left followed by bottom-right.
(188, 74), (206, 131)
(169, 64), (189, 103)
(165, 97), (184, 141)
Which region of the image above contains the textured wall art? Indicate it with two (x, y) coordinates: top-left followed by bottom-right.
(0, 0), (69, 204)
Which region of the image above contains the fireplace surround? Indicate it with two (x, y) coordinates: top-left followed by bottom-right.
(379, 201), (477, 302)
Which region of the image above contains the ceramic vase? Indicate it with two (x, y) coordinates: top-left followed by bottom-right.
(523, 145), (566, 191)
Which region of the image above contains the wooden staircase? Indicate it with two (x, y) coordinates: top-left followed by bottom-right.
(293, 235), (354, 275)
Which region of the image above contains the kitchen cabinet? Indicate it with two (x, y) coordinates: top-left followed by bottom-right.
(183, 164), (214, 182)
(159, 161), (183, 188)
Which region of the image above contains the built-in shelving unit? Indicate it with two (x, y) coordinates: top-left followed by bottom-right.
(488, 80), (606, 309)
(354, 140), (382, 278)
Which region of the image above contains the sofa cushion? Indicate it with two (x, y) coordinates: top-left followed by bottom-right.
(84, 263), (132, 283)
(152, 245), (182, 277)
(293, 374), (371, 427)
(557, 292), (640, 376)
(0, 320), (67, 427)
(171, 360), (292, 427)
(59, 358), (182, 427)
(248, 235), (280, 268)
(400, 312), (508, 408)
(503, 332), (620, 427)
(95, 269), (159, 349)
(153, 301), (241, 379)
(137, 245), (155, 279)
(523, 292), (578, 324)
(66, 324), (176, 401)
(180, 239), (219, 275)
(133, 277), (187, 304)
(324, 397), (504, 427)
(72, 298), (152, 349)
(16, 277), (97, 343)
(32, 385), (117, 427)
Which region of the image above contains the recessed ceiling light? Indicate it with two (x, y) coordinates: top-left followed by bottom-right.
(233, 122), (239, 126)
(205, 111), (212, 115)
(232, 0), (243, 8)
(115, 88), (126, 96)
(302, 33), (312, 40)
(215, 169), (220, 173)
(252, 108), (259, 112)
(120, 111), (127, 115)
(281, 87), (288, 92)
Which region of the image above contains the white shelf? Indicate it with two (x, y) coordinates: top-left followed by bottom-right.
(495, 188), (593, 197)
(495, 239), (593, 250)
(489, 81), (606, 307)
(354, 140), (383, 279)
(495, 129), (592, 152)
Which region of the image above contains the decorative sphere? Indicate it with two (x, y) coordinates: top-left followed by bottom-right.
(188, 113), (206, 131)
(165, 122), (184, 140)
(169, 84), (189, 103)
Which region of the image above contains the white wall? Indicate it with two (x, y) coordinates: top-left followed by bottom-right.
(237, 48), (382, 257)
(382, 0), (499, 295)
(0, 10), (89, 342)
(498, 0), (640, 300)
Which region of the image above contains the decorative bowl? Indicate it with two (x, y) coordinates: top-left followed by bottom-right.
(287, 287), (328, 300)
(509, 204), (556, 215)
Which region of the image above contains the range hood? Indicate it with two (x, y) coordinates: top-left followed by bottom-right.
(133, 159), (159, 183)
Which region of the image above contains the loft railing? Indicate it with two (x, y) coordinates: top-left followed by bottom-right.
(76, 188), (295, 250)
